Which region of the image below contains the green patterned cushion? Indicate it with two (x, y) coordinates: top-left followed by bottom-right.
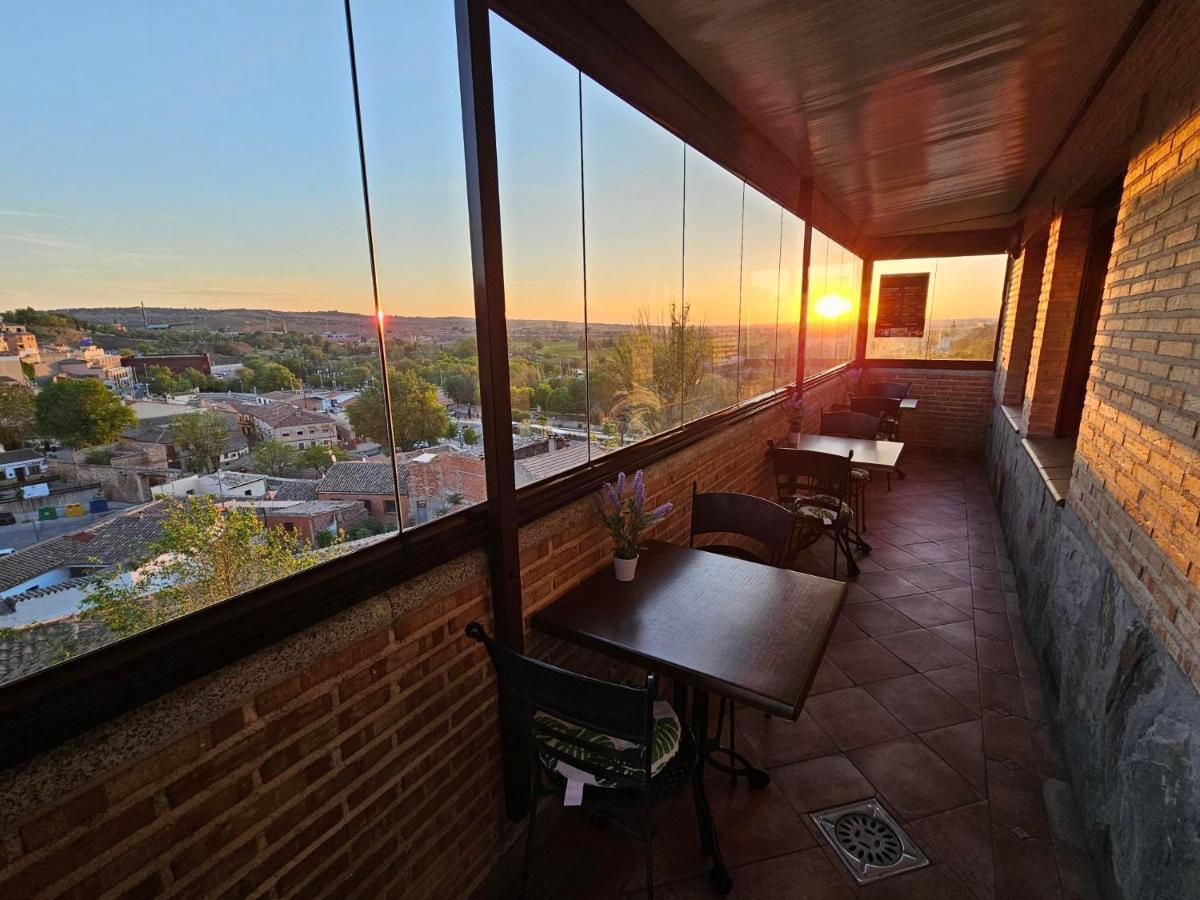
(851, 467), (871, 482)
(792, 494), (852, 525)
(534, 700), (681, 789)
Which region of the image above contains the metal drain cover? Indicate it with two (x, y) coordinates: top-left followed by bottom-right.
(811, 799), (929, 884)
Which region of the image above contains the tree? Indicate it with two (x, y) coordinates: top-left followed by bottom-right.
(443, 372), (479, 406)
(0, 384), (36, 449)
(250, 439), (299, 475)
(346, 370), (450, 451)
(169, 412), (231, 474)
(301, 443), (347, 476)
(462, 426), (480, 446)
(253, 362), (298, 393)
(443, 420), (460, 441)
(35, 380), (137, 449)
(144, 365), (180, 396)
(83, 497), (318, 636)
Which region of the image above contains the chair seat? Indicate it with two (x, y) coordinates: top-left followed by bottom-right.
(535, 700), (682, 789)
(791, 494), (852, 525)
(851, 467), (870, 482)
(544, 723), (698, 810)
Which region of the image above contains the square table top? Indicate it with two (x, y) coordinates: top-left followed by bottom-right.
(900, 398), (918, 410)
(792, 433), (905, 470)
(531, 541), (846, 719)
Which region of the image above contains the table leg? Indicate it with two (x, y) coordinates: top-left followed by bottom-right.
(689, 687), (732, 894)
(704, 699), (771, 789)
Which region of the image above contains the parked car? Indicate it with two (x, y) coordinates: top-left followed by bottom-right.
(0, 512), (15, 526)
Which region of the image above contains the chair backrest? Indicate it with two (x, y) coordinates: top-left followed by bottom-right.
(849, 395), (902, 419)
(860, 381), (910, 400)
(821, 411), (882, 440)
(689, 484), (795, 566)
(769, 443), (853, 507)
(465, 622), (655, 789)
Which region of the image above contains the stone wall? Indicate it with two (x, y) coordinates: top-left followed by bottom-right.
(988, 411), (1200, 900)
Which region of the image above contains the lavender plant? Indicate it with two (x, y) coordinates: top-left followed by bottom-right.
(595, 470), (673, 560)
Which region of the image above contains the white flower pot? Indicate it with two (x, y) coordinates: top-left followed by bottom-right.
(613, 554), (639, 582)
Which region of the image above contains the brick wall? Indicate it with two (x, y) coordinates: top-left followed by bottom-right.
(1022, 209), (1094, 436)
(859, 367), (995, 453)
(0, 392), (824, 900)
(996, 234), (1047, 406)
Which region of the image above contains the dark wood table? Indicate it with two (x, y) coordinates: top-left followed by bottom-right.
(792, 433), (905, 471)
(533, 540), (846, 892)
(900, 398), (918, 410)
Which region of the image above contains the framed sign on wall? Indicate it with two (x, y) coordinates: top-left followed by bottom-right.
(875, 273), (930, 337)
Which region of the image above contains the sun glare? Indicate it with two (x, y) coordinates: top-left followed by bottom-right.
(813, 293), (852, 320)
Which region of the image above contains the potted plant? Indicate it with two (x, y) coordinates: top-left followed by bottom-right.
(595, 470), (672, 581)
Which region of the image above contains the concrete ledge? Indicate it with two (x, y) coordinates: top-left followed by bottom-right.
(1021, 436), (1075, 505)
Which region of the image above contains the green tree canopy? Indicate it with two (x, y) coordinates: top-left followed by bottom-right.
(169, 412), (231, 474)
(300, 443), (347, 475)
(462, 426), (480, 446)
(0, 384), (37, 449)
(442, 372), (479, 406)
(250, 438), (299, 476)
(83, 497), (318, 636)
(144, 365), (180, 396)
(35, 380), (137, 449)
(253, 362), (298, 393)
(346, 370), (449, 451)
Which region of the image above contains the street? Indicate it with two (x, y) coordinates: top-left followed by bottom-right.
(0, 503), (136, 552)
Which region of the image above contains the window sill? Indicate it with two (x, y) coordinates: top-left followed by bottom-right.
(1021, 437), (1075, 506)
(1000, 404), (1023, 432)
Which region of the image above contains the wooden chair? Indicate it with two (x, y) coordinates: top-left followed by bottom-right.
(466, 622), (700, 899)
(849, 395), (906, 484)
(820, 411), (881, 536)
(769, 442), (859, 577)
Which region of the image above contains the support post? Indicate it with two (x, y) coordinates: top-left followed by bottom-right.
(855, 258), (873, 364)
(795, 180), (814, 390)
(455, 0), (528, 820)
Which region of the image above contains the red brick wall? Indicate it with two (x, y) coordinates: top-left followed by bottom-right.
(996, 235), (1047, 406)
(860, 368), (995, 453)
(1022, 209), (1094, 436)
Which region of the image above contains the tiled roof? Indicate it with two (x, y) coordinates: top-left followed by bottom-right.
(239, 403), (333, 429)
(317, 461), (406, 496)
(514, 443), (602, 486)
(265, 500), (365, 517)
(121, 413), (244, 454)
(0, 501), (169, 593)
(268, 479), (320, 501)
(0, 449), (44, 466)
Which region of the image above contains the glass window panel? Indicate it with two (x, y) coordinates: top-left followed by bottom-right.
(805, 230), (858, 377)
(682, 148), (742, 422)
(865, 255), (1007, 360)
(776, 211), (805, 387)
(355, 0), (482, 526)
(0, 1), (404, 680)
(738, 186), (781, 401)
(581, 76), (684, 447)
(491, 15), (589, 485)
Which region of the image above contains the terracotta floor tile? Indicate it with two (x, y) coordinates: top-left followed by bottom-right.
(773, 752), (875, 814)
(522, 808), (637, 900)
(918, 719), (986, 795)
(1056, 842), (1103, 900)
(864, 673), (976, 732)
(908, 801), (994, 900)
(809, 657), (854, 695)
(986, 759), (1051, 838)
(971, 588), (1008, 613)
(849, 735), (982, 820)
(885, 593), (971, 627)
(829, 615), (868, 643)
(890, 564), (971, 593)
(936, 559), (975, 583)
(976, 635), (1019, 675)
(804, 687), (909, 751)
(992, 827), (1061, 900)
(650, 846), (855, 899)
(866, 544), (927, 570)
(982, 713), (1040, 771)
(736, 710), (837, 768)
(979, 670), (1027, 717)
(971, 567), (1005, 590)
(902, 541), (967, 564)
(854, 570), (926, 599)
(856, 863), (975, 899)
(924, 664), (981, 713)
(933, 585), (975, 614)
(842, 602), (921, 636)
(973, 609), (1013, 641)
(876, 629), (974, 672)
(845, 582), (880, 605)
(928, 620), (977, 659)
(867, 523), (928, 547)
(825, 638), (916, 684)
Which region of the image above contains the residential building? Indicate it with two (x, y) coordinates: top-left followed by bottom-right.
(314, 460), (401, 524)
(232, 402), (338, 450)
(122, 353), (213, 376)
(0, 450), (47, 483)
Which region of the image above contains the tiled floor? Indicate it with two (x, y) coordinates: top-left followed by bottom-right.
(494, 455), (1100, 899)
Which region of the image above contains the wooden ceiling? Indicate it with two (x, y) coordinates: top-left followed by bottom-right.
(628, 0), (1143, 236)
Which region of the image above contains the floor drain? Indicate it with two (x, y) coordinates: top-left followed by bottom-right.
(810, 799), (929, 884)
